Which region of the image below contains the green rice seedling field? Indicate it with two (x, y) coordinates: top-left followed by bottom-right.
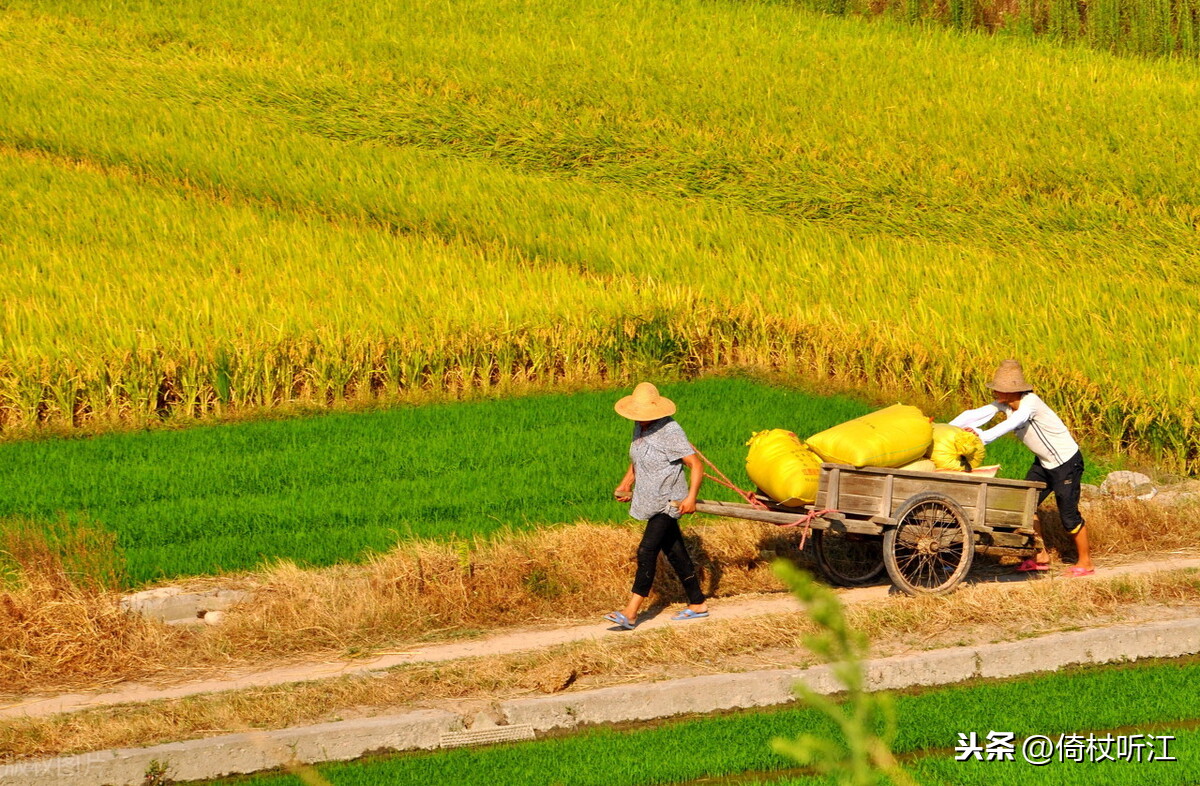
(2, 0), (1200, 469)
(206, 658), (1200, 785)
(0, 379), (1047, 585)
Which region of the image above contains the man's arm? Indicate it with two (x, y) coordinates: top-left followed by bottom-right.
(976, 402), (1033, 445)
(949, 402), (1002, 430)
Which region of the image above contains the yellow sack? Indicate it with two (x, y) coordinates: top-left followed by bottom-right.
(899, 458), (937, 473)
(746, 429), (822, 507)
(805, 404), (933, 468)
(928, 424), (986, 472)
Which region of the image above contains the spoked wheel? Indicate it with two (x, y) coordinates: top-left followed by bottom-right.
(883, 492), (975, 596)
(812, 529), (887, 587)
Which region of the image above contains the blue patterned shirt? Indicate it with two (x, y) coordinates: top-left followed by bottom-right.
(629, 417), (695, 521)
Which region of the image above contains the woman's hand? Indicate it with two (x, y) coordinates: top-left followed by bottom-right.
(679, 453), (703, 516)
(615, 463), (635, 502)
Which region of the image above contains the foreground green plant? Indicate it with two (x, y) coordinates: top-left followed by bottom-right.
(772, 561), (916, 786)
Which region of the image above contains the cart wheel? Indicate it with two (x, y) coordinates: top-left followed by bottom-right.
(883, 492), (975, 596)
(812, 529), (886, 587)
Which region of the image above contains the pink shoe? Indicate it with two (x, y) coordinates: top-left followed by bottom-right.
(1064, 566), (1095, 577)
(1015, 558), (1050, 572)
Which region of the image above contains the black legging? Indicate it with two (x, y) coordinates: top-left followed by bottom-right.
(632, 512), (706, 605)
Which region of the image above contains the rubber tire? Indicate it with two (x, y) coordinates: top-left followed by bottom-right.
(883, 491), (975, 596)
(812, 529), (887, 587)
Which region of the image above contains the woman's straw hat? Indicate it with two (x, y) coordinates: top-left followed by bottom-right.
(988, 359), (1033, 393)
(615, 382), (677, 421)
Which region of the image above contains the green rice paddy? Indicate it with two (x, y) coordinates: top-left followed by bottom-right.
(0, 379), (1058, 585)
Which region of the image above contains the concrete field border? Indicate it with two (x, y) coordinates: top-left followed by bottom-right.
(16, 554), (1198, 723)
(5, 616), (1200, 786)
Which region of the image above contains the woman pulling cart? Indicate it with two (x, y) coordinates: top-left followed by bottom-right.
(605, 383), (709, 630)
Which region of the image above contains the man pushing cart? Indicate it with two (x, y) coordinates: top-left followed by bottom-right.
(951, 359), (1094, 577)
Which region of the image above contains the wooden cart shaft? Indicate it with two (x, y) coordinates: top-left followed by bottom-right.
(692, 499), (884, 535)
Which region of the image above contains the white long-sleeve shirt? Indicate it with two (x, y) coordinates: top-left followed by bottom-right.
(950, 393), (1079, 470)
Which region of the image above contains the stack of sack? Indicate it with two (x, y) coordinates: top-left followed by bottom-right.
(805, 404), (932, 469)
(745, 405), (989, 507)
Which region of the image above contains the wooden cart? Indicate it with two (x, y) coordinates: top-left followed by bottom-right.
(696, 463), (1046, 595)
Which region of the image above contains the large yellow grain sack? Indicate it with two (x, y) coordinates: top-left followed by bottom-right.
(928, 424), (986, 472)
(746, 429), (822, 507)
(899, 458), (937, 473)
(805, 405), (933, 468)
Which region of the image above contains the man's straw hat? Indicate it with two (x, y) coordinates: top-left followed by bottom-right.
(988, 359), (1033, 393)
(615, 382), (677, 421)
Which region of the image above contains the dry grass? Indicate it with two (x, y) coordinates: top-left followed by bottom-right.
(3, 569), (1199, 764)
(1039, 496), (1200, 562)
(0, 522), (175, 694)
(0, 518), (802, 695)
(850, 564), (1200, 643)
(1, 497), (1196, 698)
(191, 518), (798, 659)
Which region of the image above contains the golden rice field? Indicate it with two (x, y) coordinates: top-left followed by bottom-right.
(1, 0), (1199, 469)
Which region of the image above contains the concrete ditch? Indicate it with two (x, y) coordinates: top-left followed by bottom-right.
(5, 615), (1200, 785)
(502, 617), (1200, 730)
(119, 587), (252, 626)
(0, 710), (460, 786)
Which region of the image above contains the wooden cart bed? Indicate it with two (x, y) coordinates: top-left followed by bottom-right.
(694, 463), (1046, 595)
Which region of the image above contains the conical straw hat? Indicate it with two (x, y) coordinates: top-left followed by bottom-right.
(614, 382), (677, 421)
(988, 359), (1033, 393)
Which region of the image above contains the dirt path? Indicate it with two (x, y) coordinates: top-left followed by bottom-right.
(4, 553), (1198, 721)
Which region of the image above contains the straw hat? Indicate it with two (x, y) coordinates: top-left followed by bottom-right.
(988, 359), (1033, 393)
(614, 382), (677, 421)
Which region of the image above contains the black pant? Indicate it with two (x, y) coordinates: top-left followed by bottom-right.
(1025, 450), (1086, 535)
(632, 512), (706, 605)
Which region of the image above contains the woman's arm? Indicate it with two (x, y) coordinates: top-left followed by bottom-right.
(614, 463), (635, 502)
(676, 453), (704, 514)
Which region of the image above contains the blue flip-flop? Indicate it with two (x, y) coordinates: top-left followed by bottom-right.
(671, 609), (709, 621)
(604, 611), (635, 630)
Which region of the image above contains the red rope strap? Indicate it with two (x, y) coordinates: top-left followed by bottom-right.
(688, 444), (836, 546)
(689, 443), (770, 510)
(778, 508), (836, 550)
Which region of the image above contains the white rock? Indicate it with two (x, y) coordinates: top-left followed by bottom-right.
(203, 610), (226, 626)
(1151, 489), (1200, 508)
(1101, 471), (1157, 500)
